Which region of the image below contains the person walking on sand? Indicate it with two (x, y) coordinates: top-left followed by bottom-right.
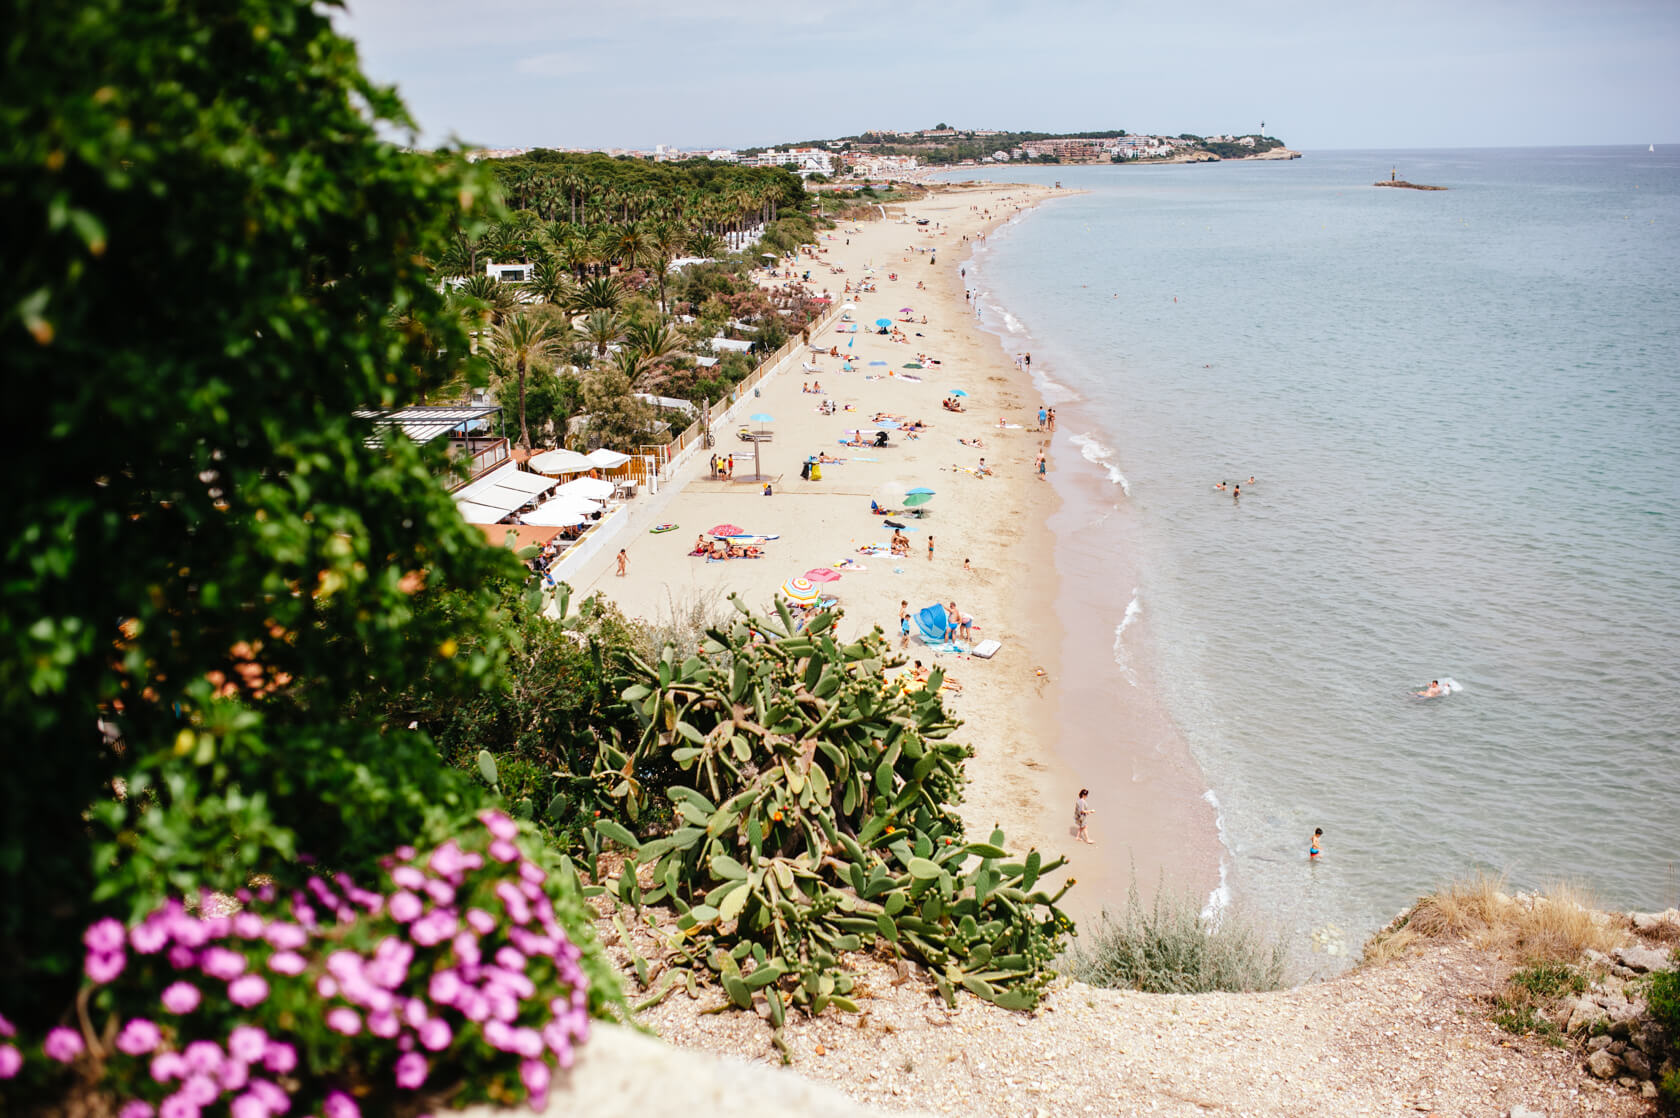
(927, 535), (935, 562)
(615, 549), (628, 577)
(1035, 450), (1046, 479)
(899, 600), (911, 649)
(1309, 828), (1323, 859)
(1075, 789), (1095, 844)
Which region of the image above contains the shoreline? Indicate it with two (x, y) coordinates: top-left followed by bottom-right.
(567, 178), (1222, 930)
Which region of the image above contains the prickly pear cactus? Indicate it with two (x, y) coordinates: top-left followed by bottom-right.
(596, 595), (1073, 1023)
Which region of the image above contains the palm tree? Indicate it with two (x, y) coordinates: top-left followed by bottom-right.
(568, 275), (625, 315)
(609, 347), (651, 387)
(579, 308), (624, 359)
(624, 318), (682, 365)
(646, 219), (688, 315)
(687, 230), (723, 258)
(526, 258), (576, 307)
(613, 225), (651, 277)
(488, 313), (565, 449)
(456, 275), (520, 328)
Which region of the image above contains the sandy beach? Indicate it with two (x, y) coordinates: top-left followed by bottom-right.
(566, 181), (1218, 922)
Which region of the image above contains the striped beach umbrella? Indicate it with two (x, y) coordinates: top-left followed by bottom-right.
(779, 577), (819, 605)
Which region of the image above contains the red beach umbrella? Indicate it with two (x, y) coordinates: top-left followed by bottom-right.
(708, 524), (743, 537)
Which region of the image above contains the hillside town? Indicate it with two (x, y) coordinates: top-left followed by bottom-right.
(464, 125), (1297, 178)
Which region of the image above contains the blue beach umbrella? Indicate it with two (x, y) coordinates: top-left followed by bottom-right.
(750, 413), (775, 423)
(949, 389), (968, 397)
(875, 418), (901, 428)
(875, 318), (892, 327)
(868, 360), (888, 366)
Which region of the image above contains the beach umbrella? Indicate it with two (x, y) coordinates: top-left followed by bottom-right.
(949, 389), (968, 397)
(875, 318), (892, 327)
(804, 567), (841, 583)
(526, 448), (593, 476)
(874, 418), (901, 428)
(748, 414), (774, 480)
(903, 487), (935, 508)
(867, 360), (887, 366)
(899, 306), (914, 313)
(779, 577), (819, 606)
(708, 523), (743, 537)
(556, 476), (614, 501)
(903, 363), (923, 369)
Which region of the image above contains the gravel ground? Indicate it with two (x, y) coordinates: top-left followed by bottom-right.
(600, 908), (1654, 1118)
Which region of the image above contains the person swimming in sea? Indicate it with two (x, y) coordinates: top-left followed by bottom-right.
(1309, 828), (1323, 859)
(1414, 679), (1447, 698)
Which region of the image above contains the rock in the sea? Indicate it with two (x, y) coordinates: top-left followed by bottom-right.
(1586, 1049), (1622, 1079)
(1612, 944), (1670, 973)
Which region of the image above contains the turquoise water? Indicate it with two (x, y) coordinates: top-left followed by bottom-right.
(948, 149), (1680, 972)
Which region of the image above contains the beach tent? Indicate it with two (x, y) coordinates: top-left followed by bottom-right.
(914, 603), (949, 644)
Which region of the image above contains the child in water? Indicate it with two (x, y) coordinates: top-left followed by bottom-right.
(1309, 828), (1323, 860)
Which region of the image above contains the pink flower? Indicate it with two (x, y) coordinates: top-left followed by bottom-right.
(390, 865), (425, 890)
(228, 1026), (267, 1064)
(218, 1056), (250, 1092)
(119, 1101), (156, 1118)
(495, 946), (527, 971)
(367, 1010), (400, 1038)
(451, 931), (481, 966)
(520, 1058), (551, 1104)
(158, 1093), (200, 1118)
(200, 946), (247, 980)
(151, 1050), (188, 1082)
(427, 841), (467, 881)
(230, 1095), (267, 1118)
(232, 913), (266, 939)
(512, 1027), (544, 1059)
(387, 891), (422, 924)
(322, 1089), (359, 1118)
(161, 981), (201, 1014)
(394, 844), (416, 861)
(417, 1018), (452, 1052)
(423, 878), (455, 906)
(488, 839), (519, 864)
(408, 910), (457, 947)
(87, 949), (127, 984)
(464, 908), (496, 936)
(44, 1026), (85, 1063)
(167, 945), (199, 970)
(85, 916), (127, 954)
(132, 918), (170, 954)
(261, 1041), (297, 1075)
(248, 1078), (290, 1113)
(267, 951), (307, 976)
(183, 1040), (224, 1075)
(0, 1045), (21, 1079)
(394, 1051), (428, 1089)
(316, 975), (339, 999)
(227, 975), (269, 1007)
(0, 1012), (14, 1037)
(325, 1007), (362, 1036)
(181, 1073), (219, 1105)
(479, 809), (518, 840)
(263, 922), (307, 950)
(518, 859), (547, 885)
(116, 1018), (163, 1056)
(427, 968), (462, 1005)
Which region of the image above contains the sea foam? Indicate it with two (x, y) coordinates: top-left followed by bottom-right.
(1201, 789), (1233, 920)
(1110, 590), (1142, 683)
(1069, 433), (1131, 494)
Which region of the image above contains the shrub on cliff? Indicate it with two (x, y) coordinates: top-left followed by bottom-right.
(588, 597), (1074, 1030)
(1069, 875), (1286, 994)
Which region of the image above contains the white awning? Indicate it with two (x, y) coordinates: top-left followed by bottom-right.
(487, 468), (556, 496)
(557, 477), (614, 500)
(456, 499), (511, 525)
(585, 448), (633, 469)
(453, 463), (547, 517)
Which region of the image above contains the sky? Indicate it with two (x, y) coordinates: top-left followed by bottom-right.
(334, 0), (1680, 152)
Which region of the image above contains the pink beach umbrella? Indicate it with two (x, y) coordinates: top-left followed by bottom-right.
(804, 567), (841, 583)
(708, 523), (744, 537)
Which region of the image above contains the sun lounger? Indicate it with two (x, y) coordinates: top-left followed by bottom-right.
(971, 639), (1002, 659)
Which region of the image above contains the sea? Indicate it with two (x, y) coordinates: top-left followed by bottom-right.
(942, 147), (1680, 977)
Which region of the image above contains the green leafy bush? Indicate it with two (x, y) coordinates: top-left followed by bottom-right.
(593, 597), (1074, 1022)
(1069, 876), (1286, 994)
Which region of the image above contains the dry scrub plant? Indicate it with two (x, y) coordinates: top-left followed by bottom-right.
(1364, 870), (1628, 965)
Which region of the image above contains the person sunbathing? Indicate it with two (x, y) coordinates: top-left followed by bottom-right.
(693, 534), (708, 553)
